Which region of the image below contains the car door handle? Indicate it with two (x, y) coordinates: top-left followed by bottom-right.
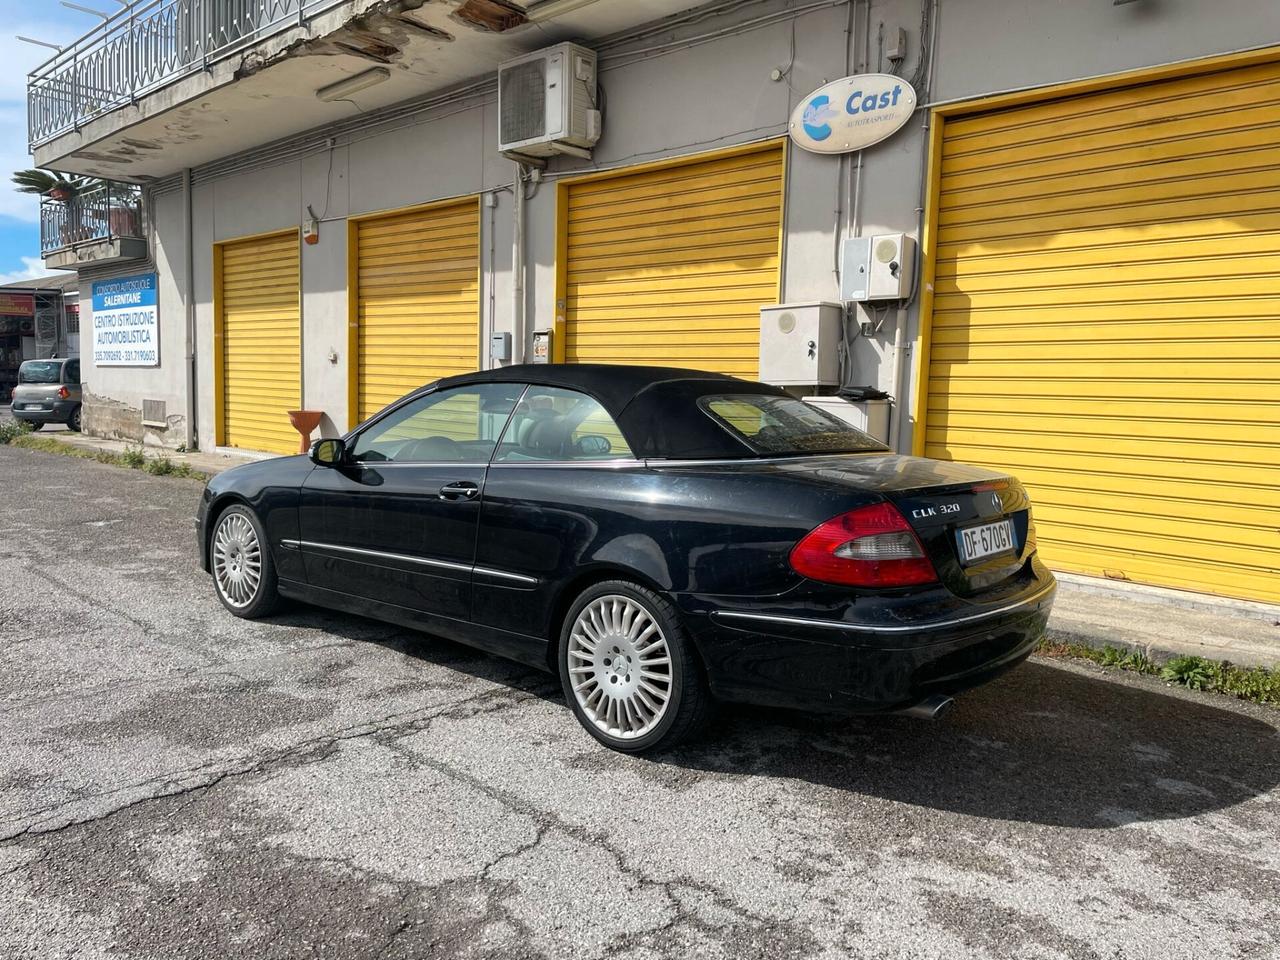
(438, 481), (480, 501)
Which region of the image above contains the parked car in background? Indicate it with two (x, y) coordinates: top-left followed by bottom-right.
(197, 364), (1056, 753)
(10, 358), (82, 432)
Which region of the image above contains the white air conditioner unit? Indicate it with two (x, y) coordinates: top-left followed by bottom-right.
(498, 42), (601, 160)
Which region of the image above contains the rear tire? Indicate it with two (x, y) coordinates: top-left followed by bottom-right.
(68, 406), (81, 432)
(559, 580), (713, 753)
(26, 422), (41, 432)
(209, 504), (280, 619)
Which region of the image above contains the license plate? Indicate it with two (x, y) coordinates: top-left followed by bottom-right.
(957, 519), (1016, 565)
(21, 404), (43, 411)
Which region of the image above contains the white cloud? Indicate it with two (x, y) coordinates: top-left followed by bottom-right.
(0, 255), (52, 285)
(0, 18), (86, 102)
(0, 12), (95, 223)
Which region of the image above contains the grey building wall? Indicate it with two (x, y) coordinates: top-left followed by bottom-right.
(79, 0), (1280, 451)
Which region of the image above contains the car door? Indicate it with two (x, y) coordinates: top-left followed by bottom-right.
(298, 382), (523, 620)
(473, 385), (647, 641)
(63, 359), (81, 402)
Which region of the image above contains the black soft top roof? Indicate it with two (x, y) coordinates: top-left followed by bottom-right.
(432, 363), (789, 459)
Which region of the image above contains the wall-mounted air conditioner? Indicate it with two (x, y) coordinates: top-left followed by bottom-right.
(498, 42), (601, 160)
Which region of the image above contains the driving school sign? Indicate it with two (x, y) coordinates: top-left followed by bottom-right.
(92, 272), (159, 367)
(789, 74), (917, 154)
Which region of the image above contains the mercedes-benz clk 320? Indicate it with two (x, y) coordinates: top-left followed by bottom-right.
(197, 364), (1055, 753)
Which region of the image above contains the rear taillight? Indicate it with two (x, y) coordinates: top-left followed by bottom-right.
(790, 502), (938, 588)
(57, 385), (70, 400)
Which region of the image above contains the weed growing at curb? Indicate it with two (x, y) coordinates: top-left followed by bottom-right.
(1039, 639), (1280, 707)
(143, 455), (174, 475)
(0, 419), (34, 444)
(9, 434), (209, 482)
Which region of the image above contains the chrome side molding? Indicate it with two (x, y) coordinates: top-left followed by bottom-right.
(280, 539), (537, 585)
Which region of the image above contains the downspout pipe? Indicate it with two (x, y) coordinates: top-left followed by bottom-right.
(511, 162), (527, 365)
(182, 167), (197, 450)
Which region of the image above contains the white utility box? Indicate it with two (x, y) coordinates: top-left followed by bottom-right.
(803, 395), (892, 444)
(840, 232), (916, 301)
(759, 302), (843, 386)
(839, 236), (871, 302)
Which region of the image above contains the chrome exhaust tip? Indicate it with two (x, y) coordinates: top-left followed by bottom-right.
(897, 695), (955, 720)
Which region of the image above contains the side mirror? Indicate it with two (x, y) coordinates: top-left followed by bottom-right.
(310, 437), (346, 466)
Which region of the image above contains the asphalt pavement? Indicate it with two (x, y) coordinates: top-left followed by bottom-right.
(1, 443), (1278, 960)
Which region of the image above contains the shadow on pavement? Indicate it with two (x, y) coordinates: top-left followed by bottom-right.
(262, 605), (1280, 829)
(665, 661), (1280, 828)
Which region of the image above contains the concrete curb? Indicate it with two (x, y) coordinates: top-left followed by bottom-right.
(19, 430), (255, 477)
(1046, 576), (1280, 670)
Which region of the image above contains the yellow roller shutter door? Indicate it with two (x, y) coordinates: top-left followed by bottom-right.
(219, 231), (300, 456)
(355, 199), (480, 423)
(563, 145), (784, 377)
(925, 59), (1280, 604)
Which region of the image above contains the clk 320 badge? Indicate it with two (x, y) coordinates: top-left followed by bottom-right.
(912, 503), (960, 519)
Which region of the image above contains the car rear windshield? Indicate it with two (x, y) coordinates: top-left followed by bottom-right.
(17, 360), (62, 384)
(699, 394), (888, 456)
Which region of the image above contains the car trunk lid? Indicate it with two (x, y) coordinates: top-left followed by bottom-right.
(12, 381), (62, 410)
(732, 453), (1036, 598)
(885, 480), (1033, 598)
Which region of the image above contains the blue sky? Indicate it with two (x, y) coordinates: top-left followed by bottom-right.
(0, 0), (88, 284)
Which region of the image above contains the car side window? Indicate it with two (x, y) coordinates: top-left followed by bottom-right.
(350, 383), (522, 463)
(64, 360), (80, 384)
(495, 386), (633, 462)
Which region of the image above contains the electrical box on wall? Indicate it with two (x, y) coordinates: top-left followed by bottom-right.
(839, 236), (871, 301)
(840, 233), (916, 301)
(759, 302), (843, 386)
(532, 329), (553, 363)
(489, 332), (511, 363)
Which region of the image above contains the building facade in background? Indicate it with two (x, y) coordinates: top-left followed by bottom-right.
(28, 0), (1280, 606)
(0, 278), (79, 399)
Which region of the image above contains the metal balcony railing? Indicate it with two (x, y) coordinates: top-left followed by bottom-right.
(40, 182), (145, 253)
(27, 0), (348, 149)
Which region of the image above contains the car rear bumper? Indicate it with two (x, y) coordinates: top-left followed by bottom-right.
(685, 571), (1056, 714)
(12, 400), (77, 423)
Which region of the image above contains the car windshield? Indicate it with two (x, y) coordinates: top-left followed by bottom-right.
(699, 394), (888, 456)
(18, 360), (62, 384)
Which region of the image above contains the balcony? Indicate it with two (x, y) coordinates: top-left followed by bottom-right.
(27, 0), (702, 181)
(28, 0), (347, 149)
(40, 182), (147, 270)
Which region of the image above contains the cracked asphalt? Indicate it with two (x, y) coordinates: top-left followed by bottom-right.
(1, 444), (1279, 960)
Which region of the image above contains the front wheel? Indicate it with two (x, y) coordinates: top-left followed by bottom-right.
(559, 580), (712, 753)
(210, 504), (280, 618)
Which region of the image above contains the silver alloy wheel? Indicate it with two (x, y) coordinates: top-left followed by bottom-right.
(567, 595), (673, 740)
(212, 512), (263, 609)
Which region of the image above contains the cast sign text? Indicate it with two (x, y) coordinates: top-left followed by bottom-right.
(789, 74), (917, 154)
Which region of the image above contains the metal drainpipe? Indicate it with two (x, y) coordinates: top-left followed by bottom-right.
(511, 162), (527, 365)
(889, 0), (941, 453)
(182, 167), (197, 450)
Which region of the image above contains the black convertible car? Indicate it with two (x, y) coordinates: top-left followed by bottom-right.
(198, 364), (1055, 752)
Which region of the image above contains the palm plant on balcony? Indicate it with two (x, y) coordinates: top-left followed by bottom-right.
(13, 169), (112, 247)
(12, 169), (93, 201)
